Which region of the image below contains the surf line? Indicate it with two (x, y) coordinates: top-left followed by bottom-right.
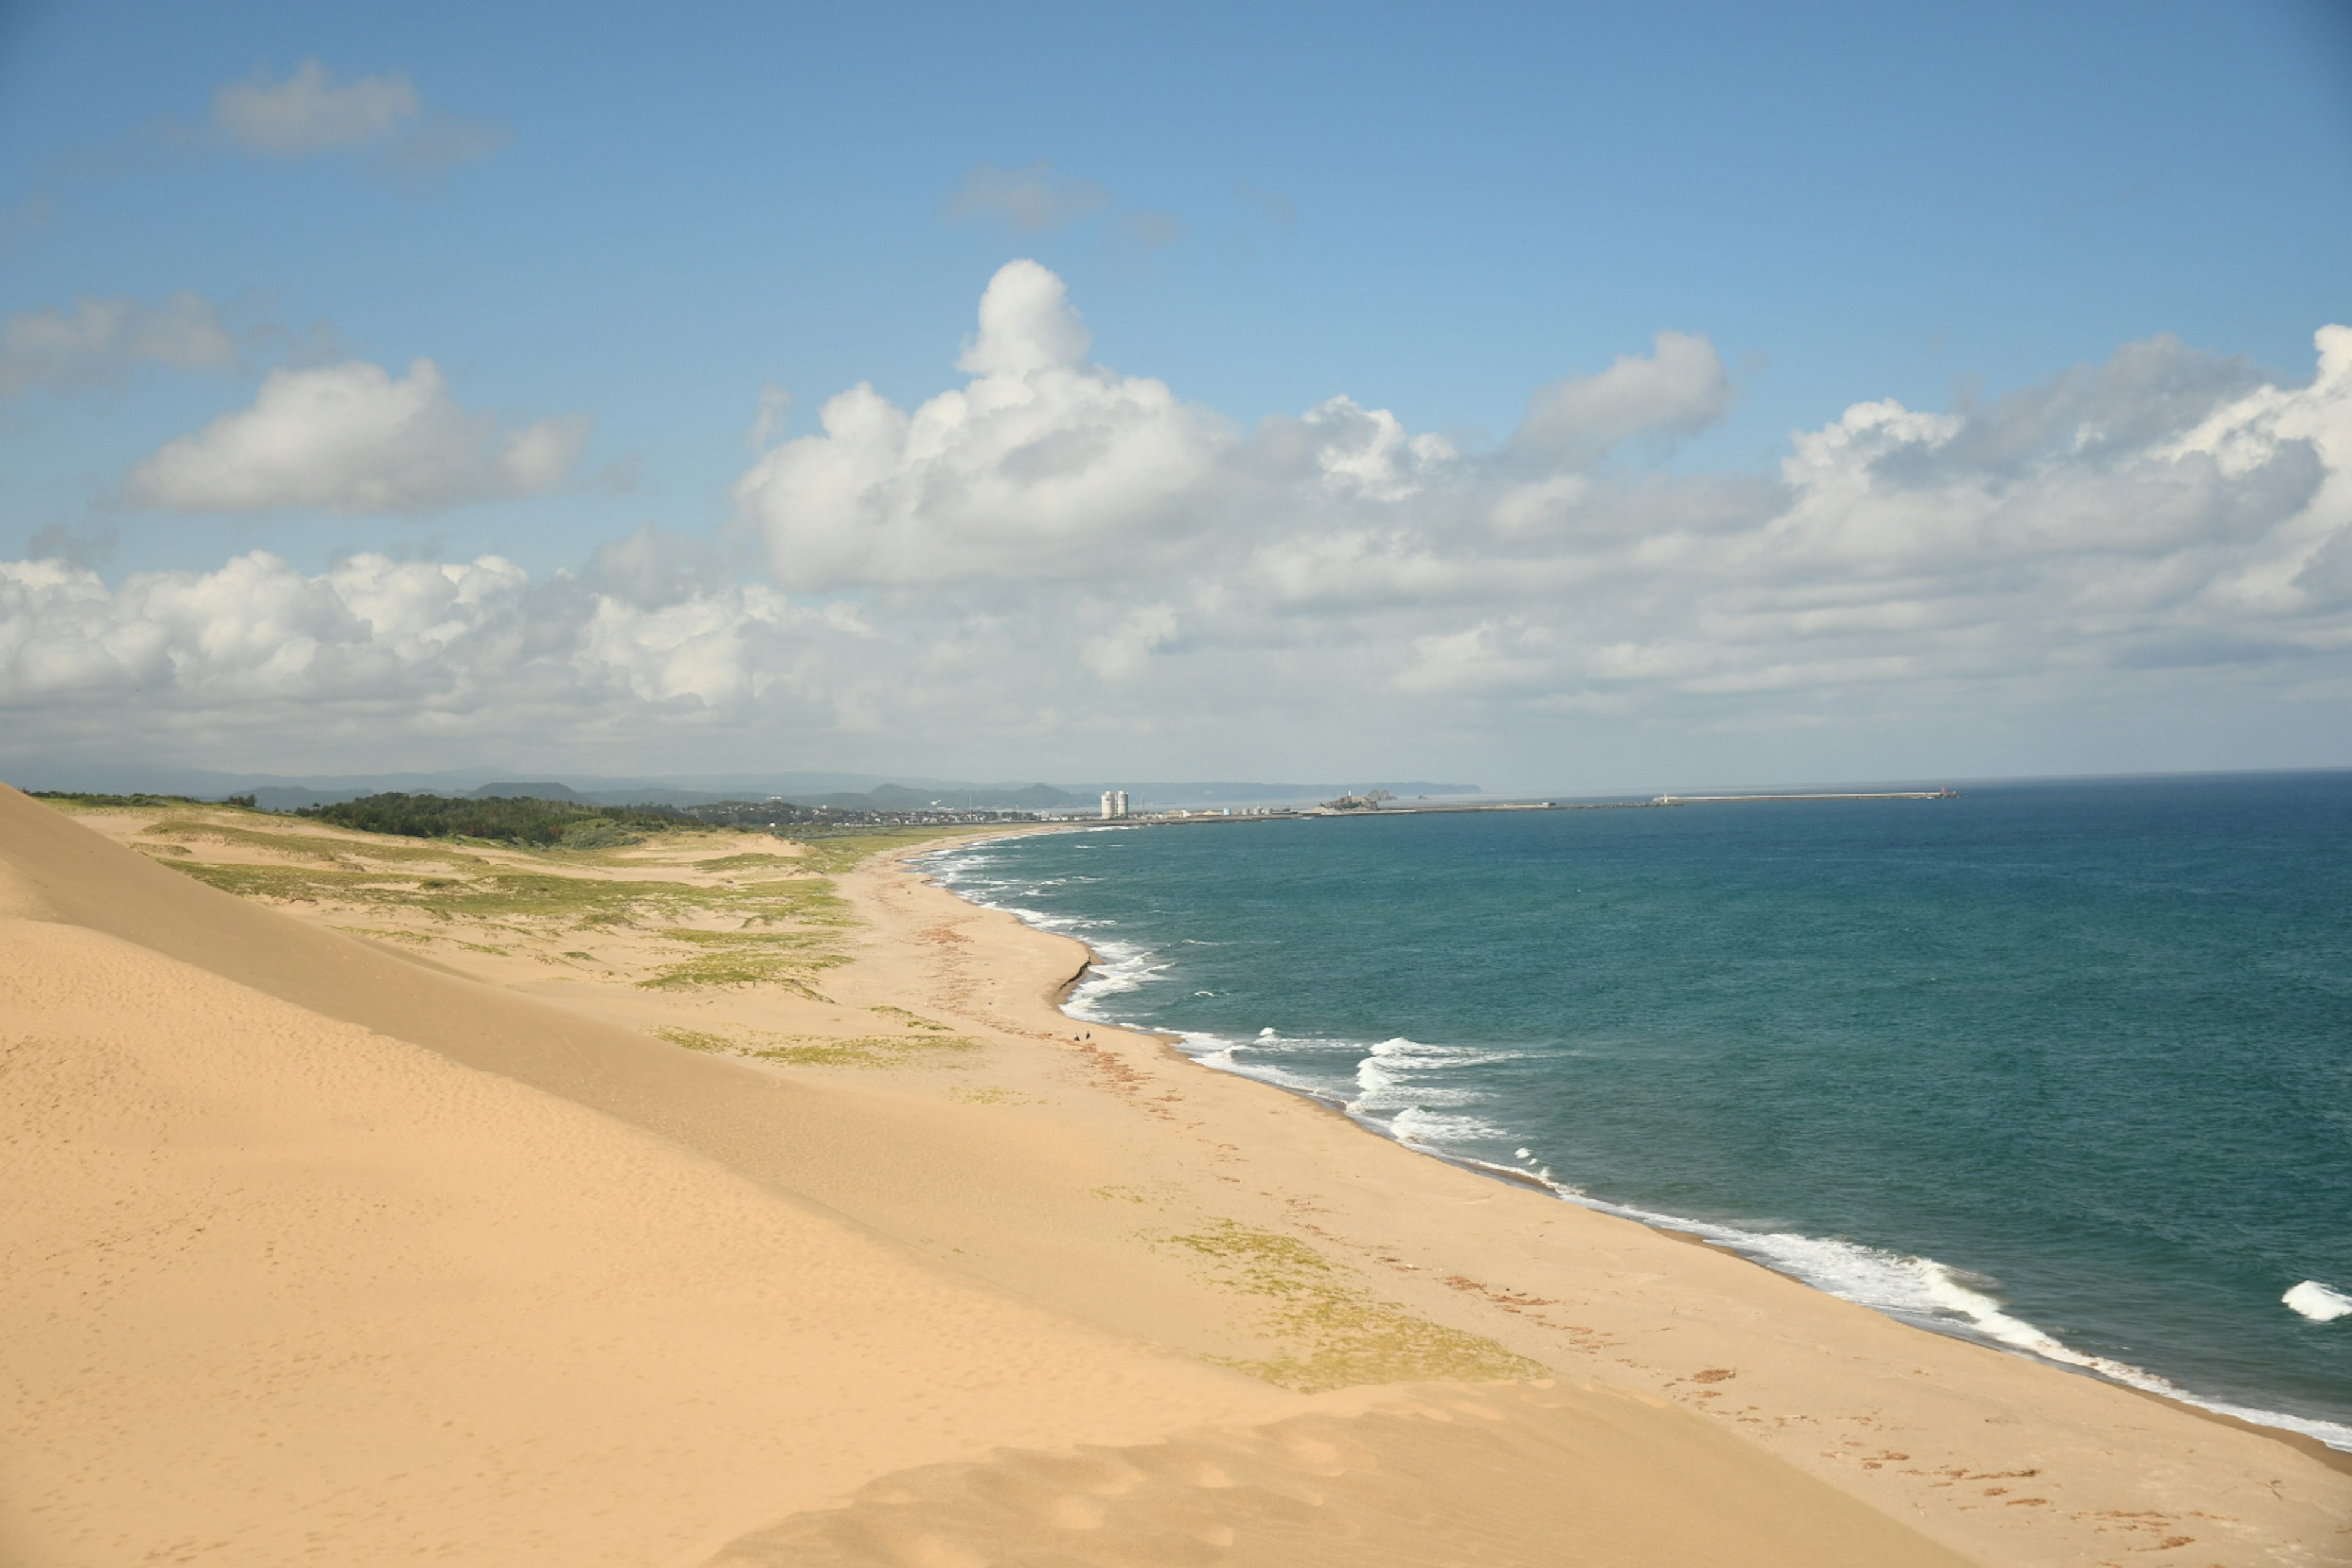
(909, 834), (2352, 1460)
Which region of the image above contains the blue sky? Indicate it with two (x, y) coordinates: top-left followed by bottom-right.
(2, 1), (2348, 790)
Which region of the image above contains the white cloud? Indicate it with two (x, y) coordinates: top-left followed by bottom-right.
(720, 273), (2350, 771)
(1, 293), (240, 401)
(209, 60), (507, 168)
(735, 260), (1226, 587)
(124, 358), (590, 514)
(6, 265), (2350, 784)
(0, 551), (834, 750)
(1514, 330), (1733, 460)
(946, 162), (1110, 232)
(213, 61), (420, 156)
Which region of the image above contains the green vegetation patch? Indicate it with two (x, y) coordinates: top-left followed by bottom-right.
(148, 815), (869, 998)
(650, 1023), (983, 1067)
(300, 791), (687, 847)
(160, 857), (847, 929)
(694, 851), (805, 872)
(30, 790), (230, 812)
(869, 1004), (956, 1032)
(164, 859), (687, 925)
(141, 816), (484, 869)
(754, 1033), (984, 1068)
(636, 929), (850, 996)
(333, 923), (432, 946)
(1165, 1219), (1545, 1392)
(652, 1027), (737, 1054)
(719, 879), (853, 924)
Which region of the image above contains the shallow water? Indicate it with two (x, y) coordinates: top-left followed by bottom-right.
(922, 773), (2352, 1448)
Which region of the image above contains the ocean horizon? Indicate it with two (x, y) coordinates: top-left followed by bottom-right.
(922, 770), (2352, 1452)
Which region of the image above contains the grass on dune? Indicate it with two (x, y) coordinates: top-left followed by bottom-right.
(141, 816), (490, 869)
(652, 1023), (985, 1067)
(1166, 1220), (1545, 1393)
(173, 858), (859, 995)
(636, 928), (850, 995)
(869, 1004), (956, 1031)
(28, 791), (224, 812)
(97, 802), (994, 1002)
(693, 851), (806, 872)
(755, 1034), (984, 1066)
(169, 861), (677, 925)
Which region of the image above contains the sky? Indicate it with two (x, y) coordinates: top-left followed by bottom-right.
(1, 0), (2348, 793)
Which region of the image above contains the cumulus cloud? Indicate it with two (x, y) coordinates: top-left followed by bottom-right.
(1, 293), (241, 401)
(735, 260), (1225, 587)
(719, 266), (2350, 766)
(124, 358), (590, 513)
(210, 60), (507, 168)
(946, 161), (1110, 232)
(7, 263), (2350, 782)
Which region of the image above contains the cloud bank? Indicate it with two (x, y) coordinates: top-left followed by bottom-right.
(7, 262), (2349, 781)
(124, 358), (590, 513)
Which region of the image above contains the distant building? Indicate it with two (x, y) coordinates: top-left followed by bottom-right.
(1100, 790), (1129, 820)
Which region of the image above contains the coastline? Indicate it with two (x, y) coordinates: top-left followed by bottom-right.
(899, 835), (2352, 1504)
(919, 825), (2352, 1469)
(6, 790), (2348, 1566)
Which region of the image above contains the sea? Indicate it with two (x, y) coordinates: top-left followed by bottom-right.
(918, 772), (2352, 1450)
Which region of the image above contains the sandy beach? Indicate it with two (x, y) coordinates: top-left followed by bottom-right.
(2, 785), (2346, 1567)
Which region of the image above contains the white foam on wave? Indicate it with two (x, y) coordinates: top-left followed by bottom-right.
(1200, 1029), (2352, 1449)
(1515, 1188), (2352, 1452)
(1175, 1031), (1340, 1097)
(2286, 1280), (2352, 1322)
(1067, 942), (1167, 1017)
(1389, 1104), (1515, 1144)
(1347, 1036), (1526, 1123)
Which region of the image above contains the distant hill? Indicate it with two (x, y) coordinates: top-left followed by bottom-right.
(9, 767), (1484, 815)
(471, 782), (582, 801)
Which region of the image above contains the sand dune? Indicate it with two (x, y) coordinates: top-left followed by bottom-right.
(2, 784), (2344, 1566)
(0, 913), (1308, 1566)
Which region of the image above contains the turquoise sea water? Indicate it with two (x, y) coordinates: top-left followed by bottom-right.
(921, 773), (2352, 1448)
